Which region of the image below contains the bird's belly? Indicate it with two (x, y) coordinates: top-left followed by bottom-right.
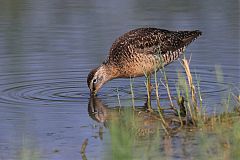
(119, 54), (162, 78)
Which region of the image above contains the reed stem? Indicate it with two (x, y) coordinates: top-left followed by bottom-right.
(130, 77), (135, 110)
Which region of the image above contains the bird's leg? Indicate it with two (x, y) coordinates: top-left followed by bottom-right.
(146, 73), (153, 112)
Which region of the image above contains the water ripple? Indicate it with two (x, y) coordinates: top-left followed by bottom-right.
(0, 70), (89, 105)
(0, 65), (238, 106)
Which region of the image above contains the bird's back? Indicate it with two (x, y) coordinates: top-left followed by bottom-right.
(104, 28), (201, 77)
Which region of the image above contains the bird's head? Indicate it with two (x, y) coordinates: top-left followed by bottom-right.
(87, 65), (112, 96)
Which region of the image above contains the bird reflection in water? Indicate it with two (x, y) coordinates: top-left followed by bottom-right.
(88, 96), (109, 124)
(88, 96), (183, 137)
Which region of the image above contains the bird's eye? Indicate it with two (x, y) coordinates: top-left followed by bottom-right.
(93, 78), (98, 84)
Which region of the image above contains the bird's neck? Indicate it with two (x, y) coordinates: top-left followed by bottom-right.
(99, 63), (120, 81)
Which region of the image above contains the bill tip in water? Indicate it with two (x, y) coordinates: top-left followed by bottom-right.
(90, 91), (97, 96)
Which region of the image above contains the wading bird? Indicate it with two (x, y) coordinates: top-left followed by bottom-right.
(87, 28), (201, 96)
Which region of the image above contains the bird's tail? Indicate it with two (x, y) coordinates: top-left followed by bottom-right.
(174, 30), (202, 46)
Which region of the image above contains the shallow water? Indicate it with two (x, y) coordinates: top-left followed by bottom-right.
(0, 0), (239, 159)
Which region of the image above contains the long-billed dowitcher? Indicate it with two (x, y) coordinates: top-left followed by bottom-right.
(87, 28), (201, 96)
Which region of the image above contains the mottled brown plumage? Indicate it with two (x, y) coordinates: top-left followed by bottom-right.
(87, 28), (202, 95)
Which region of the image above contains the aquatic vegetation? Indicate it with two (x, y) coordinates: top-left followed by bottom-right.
(81, 138), (88, 160)
(198, 113), (240, 160)
(17, 138), (40, 160)
(103, 55), (240, 159)
(105, 105), (240, 160)
(108, 108), (135, 160)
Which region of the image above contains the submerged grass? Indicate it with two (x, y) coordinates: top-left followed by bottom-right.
(107, 111), (240, 159)
(107, 107), (165, 160)
(17, 138), (40, 160)
(198, 113), (240, 160)
(108, 108), (135, 160)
